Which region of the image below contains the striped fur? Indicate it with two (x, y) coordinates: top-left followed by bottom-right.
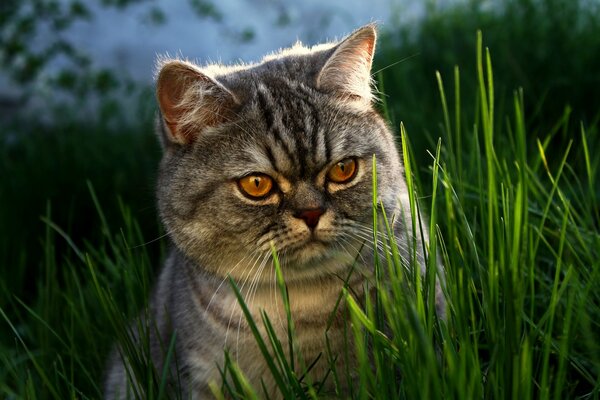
(104, 25), (444, 399)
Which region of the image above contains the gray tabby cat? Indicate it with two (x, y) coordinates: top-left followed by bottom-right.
(104, 24), (444, 399)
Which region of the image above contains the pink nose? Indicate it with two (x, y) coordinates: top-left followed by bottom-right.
(294, 208), (325, 229)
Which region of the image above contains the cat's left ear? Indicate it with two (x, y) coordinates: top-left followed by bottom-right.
(316, 24), (377, 103)
(156, 60), (239, 146)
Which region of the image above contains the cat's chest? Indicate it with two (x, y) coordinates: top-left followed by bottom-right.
(182, 274), (359, 396)
(193, 276), (351, 323)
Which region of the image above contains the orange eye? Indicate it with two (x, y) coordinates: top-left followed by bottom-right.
(327, 158), (357, 183)
(238, 174), (274, 198)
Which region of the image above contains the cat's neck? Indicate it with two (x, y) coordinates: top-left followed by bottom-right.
(175, 248), (368, 322)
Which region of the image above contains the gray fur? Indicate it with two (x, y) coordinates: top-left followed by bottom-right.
(104, 25), (444, 399)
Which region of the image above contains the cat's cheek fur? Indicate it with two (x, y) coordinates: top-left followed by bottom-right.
(161, 186), (276, 275)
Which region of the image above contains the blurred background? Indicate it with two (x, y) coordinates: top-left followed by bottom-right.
(1, 0), (421, 118)
(1, 0), (599, 396)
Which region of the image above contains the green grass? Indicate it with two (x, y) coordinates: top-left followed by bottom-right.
(377, 0), (600, 166)
(215, 33), (600, 399)
(2, 3), (600, 397)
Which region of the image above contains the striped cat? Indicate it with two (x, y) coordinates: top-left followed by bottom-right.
(104, 24), (444, 398)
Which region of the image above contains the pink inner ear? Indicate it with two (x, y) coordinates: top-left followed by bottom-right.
(363, 35), (375, 60)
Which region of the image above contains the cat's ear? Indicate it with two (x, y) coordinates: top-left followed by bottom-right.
(156, 61), (238, 145)
(316, 25), (377, 103)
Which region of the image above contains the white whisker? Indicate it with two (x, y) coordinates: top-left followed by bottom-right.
(205, 251), (257, 315)
(236, 251), (271, 361)
(224, 251), (266, 348)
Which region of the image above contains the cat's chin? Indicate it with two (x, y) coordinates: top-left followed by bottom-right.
(283, 239), (357, 276)
(288, 240), (330, 265)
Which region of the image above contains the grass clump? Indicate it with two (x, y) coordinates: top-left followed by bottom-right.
(378, 0), (600, 165)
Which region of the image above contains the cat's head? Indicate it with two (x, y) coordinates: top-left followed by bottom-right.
(155, 25), (408, 282)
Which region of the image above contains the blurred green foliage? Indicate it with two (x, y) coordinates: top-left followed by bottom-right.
(0, 0), (243, 100)
(0, 107), (162, 305)
(1, 0), (92, 85)
(378, 0), (600, 145)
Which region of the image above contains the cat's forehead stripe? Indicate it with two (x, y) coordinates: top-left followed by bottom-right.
(294, 84), (331, 163)
(256, 84), (298, 171)
(255, 81), (330, 178)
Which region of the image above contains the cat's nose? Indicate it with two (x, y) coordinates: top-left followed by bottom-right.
(294, 208), (325, 230)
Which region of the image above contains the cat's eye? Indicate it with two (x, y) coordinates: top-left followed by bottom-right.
(238, 174), (274, 199)
(327, 158), (357, 184)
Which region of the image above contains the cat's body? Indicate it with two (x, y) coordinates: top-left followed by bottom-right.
(104, 25), (443, 399)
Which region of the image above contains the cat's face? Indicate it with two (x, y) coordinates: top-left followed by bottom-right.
(156, 26), (405, 282)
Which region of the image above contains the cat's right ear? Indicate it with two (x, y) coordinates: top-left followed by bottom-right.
(316, 24), (377, 104)
(156, 61), (238, 146)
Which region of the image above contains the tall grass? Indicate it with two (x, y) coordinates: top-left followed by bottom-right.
(0, 110), (161, 311)
(215, 32), (600, 398)
(378, 0), (600, 168)
(1, 25), (599, 400)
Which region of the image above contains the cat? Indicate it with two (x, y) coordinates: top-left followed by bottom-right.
(104, 24), (444, 399)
